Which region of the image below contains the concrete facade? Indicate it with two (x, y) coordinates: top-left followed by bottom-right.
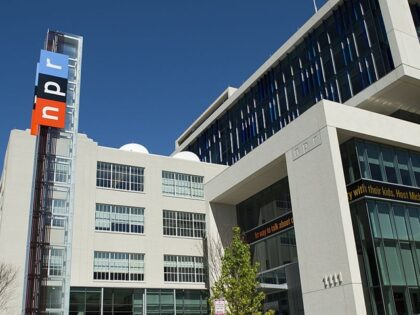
(204, 101), (420, 314)
(1, 0), (420, 314)
(71, 134), (226, 290)
(0, 131), (226, 314)
(0, 131), (36, 314)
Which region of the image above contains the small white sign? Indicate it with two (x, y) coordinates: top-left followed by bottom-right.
(214, 299), (227, 315)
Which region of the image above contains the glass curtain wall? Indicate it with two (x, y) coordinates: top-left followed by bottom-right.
(237, 178), (291, 231)
(341, 139), (420, 187)
(351, 200), (420, 315)
(186, 0), (393, 166)
(410, 3), (420, 41)
(341, 139), (420, 315)
(236, 177), (304, 314)
(69, 288), (208, 315)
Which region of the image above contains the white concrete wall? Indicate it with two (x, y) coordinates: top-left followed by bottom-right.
(0, 130), (226, 313)
(286, 126), (365, 315)
(0, 130), (36, 315)
(70, 135), (227, 290)
(379, 0), (420, 70)
(206, 202), (237, 288)
(205, 100), (420, 314)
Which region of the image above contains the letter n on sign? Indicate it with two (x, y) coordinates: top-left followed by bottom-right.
(31, 98), (66, 135)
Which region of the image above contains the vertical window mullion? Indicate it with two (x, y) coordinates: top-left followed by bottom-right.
(129, 166), (132, 191)
(175, 211), (179, 237)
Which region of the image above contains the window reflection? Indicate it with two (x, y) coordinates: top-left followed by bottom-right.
(187, 0), (394, 166)
(237, 177), (291, 232)
(341, 138), (420, 188)
(251, 229), (297, 272)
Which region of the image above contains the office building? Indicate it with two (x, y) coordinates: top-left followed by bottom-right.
(1, 0), (420, 314)
(174, 0), (420, 314)
(0, 130), (225, 314)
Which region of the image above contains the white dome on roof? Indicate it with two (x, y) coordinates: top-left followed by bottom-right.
(119, 143), (149, 154)
(173, 151), (200, 162)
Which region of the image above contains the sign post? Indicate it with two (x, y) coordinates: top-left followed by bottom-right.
(214, 299), (227, 315)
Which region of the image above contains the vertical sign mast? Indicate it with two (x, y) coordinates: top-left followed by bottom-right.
(24, 30), (83, 315)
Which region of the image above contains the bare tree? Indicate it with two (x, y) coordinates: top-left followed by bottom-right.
(0, 262), (17, 311)
(203, 236), (225, 285)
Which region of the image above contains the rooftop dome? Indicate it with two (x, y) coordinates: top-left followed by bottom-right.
(172, 151), (200, 162)
(119, 143), (149, 154)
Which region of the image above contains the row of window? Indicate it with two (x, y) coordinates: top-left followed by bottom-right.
(70, 287), (209, 315)
(186, 0), (393, 165)
(96, 162), (205, 199)
(341, 139), (420, 187)
(93, 252), (205, 283)
(94, 205), (206, 238)
(367, 200), (420, 243)
(351, 200), (420, 314)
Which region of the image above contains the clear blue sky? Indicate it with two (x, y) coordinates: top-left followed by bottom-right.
(0, 0), (326, 169)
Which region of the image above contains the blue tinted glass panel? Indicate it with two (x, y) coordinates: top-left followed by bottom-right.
(186, 0), (394, 166)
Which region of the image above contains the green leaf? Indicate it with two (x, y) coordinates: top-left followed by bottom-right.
(209, 227), (265, 315)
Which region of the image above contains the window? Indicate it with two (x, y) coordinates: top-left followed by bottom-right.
(164, 255), (205, 283)
(96, 162), (144, 192)
(93, 251), (144, 281)
(365, 143), (384, 181)
(163, 210), (205, 238)
(381, 147), (398, 184)
(162, 171), (204, 199)
(383, 244), (405, 286)
(343, 139), (420, 188)
(411, 153), (420, 186)
(95, 204), (144, 234)
(48, 158), (70, 183)
(49, 248), (64, 277)
(49, 198), (67, 228)
(396, 150), (412, 186)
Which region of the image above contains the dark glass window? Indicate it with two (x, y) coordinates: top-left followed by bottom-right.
(410, 3), (420, 41)
(411, 153), (420, 186)
(70, 288), (101, 315)
(396, 150), (412, 186)
(250, 229), (297, 272)
(341, 138), (420, 188)
(237, 177), (291, 232)
(381, 147), (398, 184)
(365, 143), (384, 181)
(351, 200), (420, 314)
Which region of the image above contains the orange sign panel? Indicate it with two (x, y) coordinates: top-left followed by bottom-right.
(30, 98), (66, 135)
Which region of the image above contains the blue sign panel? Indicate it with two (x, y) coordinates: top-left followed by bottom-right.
(38, 50), (69, 79)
